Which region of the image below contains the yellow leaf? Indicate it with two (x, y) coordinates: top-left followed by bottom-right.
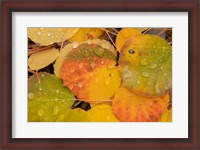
(69, 28), (104, 42)
(159, 107), (172, 122)
(115, 28), (141, 52)
(28, 28), (79, 45)
(28, 48), (59, 70)
(88, 67), (121, 101)
(87, 104), (119, 122)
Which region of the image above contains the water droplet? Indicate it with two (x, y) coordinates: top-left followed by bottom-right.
(79, 63), (84, 68)
(90, 62), (96, 68)
(47, 32), (51, 36)
(28, 93), (35, 99)
(37, 109), (44, 116)
(38, 87), (42, 91)
(155, 82), (161, 94)
(70, 68), (75, 73)
(72, 43), (79, 48)
(128, 49), (135, 54)
(150, 63), (157, 69)
(105, 77), (111, 85)
(38, 32), (41, 35)
(160, 66), (164, 70)
(165, 85), (169, 90)
(78, 82), (83, 88)
(124, 70), (132, 78)
(93, 48), (104, 57)
(84, 53), (89, 57)
(53, 106), (59, 115)
(137, 80), (141, 84)
(140, 58), (148, 66)
(101, 60), (104, 64)
(141, 71), (150, 78)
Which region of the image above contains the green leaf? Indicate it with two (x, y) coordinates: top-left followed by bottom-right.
(120, 34), (172, 97)
(28, 72), (81, 122)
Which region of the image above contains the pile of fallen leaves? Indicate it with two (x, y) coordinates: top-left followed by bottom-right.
(28, 28), (172, 122)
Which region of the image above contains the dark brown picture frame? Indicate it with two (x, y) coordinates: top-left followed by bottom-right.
(1, 0), (199, 149)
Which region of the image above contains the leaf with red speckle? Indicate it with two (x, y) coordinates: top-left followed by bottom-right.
(112, 87), (170, 122)
(60, 39), (121, 102)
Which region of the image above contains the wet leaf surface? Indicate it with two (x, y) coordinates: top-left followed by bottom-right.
(28, 28), (79, 45)
(28, 28), (172, 122)
(112, 87), (169, 122)
(61, 40), (121, 102)
(119, 34), (172, 97)
(115, 28), (141, 52)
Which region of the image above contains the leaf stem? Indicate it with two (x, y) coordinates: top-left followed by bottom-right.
(100, 28), (117, 36)
(28, 43), (57, 56)
(105, 28), (116, 48)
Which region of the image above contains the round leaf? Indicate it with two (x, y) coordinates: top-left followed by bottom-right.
(119, 34), (172, 97)
(112, 87), (170, 122)
(28, 28), (79, 45)
(28, 48), (59, 70)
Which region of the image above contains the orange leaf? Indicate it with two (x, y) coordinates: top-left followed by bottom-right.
(112, 87), (170, 122)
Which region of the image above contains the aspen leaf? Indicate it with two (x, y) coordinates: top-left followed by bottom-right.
(28, 73), (119, 122)
(61, 40), (121, 102)
(54, 39), (116, 78)
(112, 87), (170, 122)
(69, 28), (104, 42)
(28, 72), (78, 122)
(86, 104), (119, 122)
(115, 28), (141, 52)
(28, 28), (79, 45)
(28, 48), (59, 70)
(119, 34), (172, 97)
(159, 107), (172, 122)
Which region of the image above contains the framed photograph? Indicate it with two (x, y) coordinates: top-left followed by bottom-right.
(1, 0), (199, 149)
